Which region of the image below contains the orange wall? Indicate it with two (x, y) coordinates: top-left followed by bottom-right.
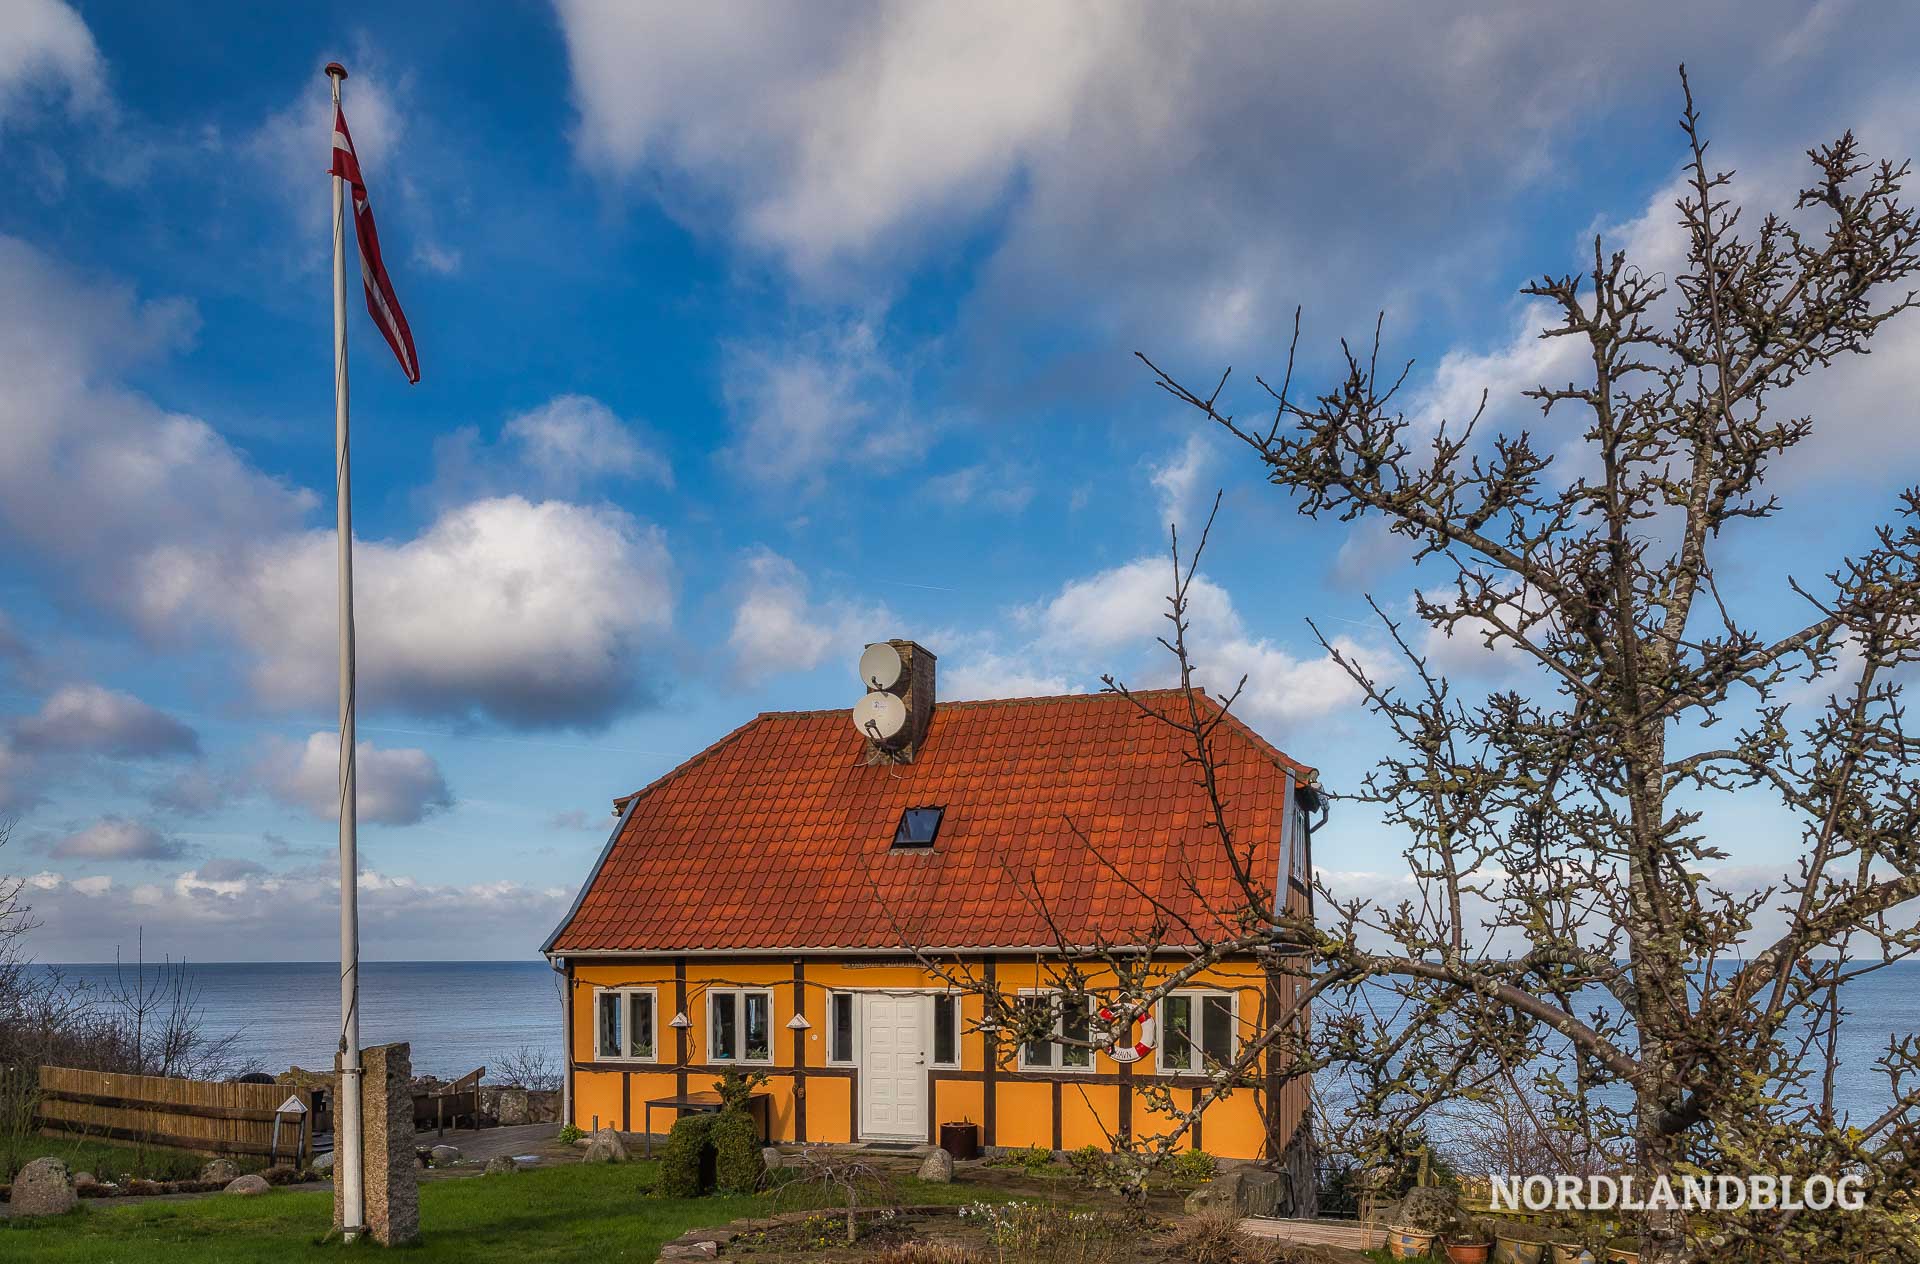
(561, 955), (1304, 1161)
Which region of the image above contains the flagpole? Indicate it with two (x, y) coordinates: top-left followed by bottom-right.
(325, 59), (366, 1244)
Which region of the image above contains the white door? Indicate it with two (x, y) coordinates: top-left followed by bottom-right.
(859, 994), (928, 1140)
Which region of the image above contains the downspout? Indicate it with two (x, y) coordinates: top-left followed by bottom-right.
(550, 953), (572, 1127)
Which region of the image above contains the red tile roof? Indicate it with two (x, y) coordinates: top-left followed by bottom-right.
(546, 690), (1314, 953)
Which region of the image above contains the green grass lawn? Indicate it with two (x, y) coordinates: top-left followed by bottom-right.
(2, 1161), (981, 1262)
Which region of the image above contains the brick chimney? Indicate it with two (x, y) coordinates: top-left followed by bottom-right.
(855, 639), (936, 764)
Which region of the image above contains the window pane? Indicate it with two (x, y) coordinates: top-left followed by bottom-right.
(711, 992), (737, 1061)
(628, 992), (653, 1058)
(745, 992), (770, 1061)
(598, 992), (621, 1058)
(831, 994), (853, 1062)
(934, 996), (957, 1066)
(1061, 997), (1091, 1068)
(1163, 996), (1193, 1071)
(1202, 996), (1233, 1065)
(1020, 997), (1052, 1067)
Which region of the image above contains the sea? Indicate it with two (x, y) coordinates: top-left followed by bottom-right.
(30, 959), (1920, 1121)
(35, 960), (564, 1083)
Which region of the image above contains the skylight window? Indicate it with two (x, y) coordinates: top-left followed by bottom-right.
(893, 807), (944, 848)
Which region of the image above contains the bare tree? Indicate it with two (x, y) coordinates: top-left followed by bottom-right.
(910, 73), (1919, 1264)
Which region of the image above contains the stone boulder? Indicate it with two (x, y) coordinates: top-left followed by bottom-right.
(760, 1146), (785, 1172)
(916, 1147), (954, 1183)
(1184, 1167), (1281, 1218)
(581, 1127), (628, 1164)
(200, 1158), (240, 1184)
(8, 1157), (78, 1215)
(311, 1150), (336, 1174)
(73, 1171), (97, 1188)
(429, 1144), (461, 1166)
(225, 1174), (272, 1196)
(483, 1155), (518, 1176)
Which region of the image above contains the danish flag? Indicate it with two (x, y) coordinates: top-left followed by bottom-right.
(330, 103), (419, 384)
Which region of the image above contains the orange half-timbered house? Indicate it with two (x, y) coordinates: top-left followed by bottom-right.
(544, 640), (1318, 1181)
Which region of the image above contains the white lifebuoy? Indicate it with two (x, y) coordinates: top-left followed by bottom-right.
(1098, 1006), (1157, 1063)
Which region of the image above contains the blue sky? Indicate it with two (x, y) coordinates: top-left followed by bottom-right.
(3, 0), (1917, 961)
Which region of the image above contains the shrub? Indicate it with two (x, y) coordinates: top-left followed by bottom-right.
(1169, 1148), (1217, 1185)
(1164, 1203), (1283, 1264)
(556, 1123), (584, 1144)
(989, 1143), (1054, 1174)
(1064, 1144), (1107, 1185)
(656, 1113), (717, 1198)
(710, 1108), (765, 1194)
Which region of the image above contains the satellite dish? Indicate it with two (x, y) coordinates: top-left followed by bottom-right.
(858, 642), (905, 691)
(853, 691), (909, 744)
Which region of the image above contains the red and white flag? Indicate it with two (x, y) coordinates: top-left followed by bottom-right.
(330, 104), (419, 384)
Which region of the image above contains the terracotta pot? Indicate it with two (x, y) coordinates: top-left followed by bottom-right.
(1551, 1244), (1596, 1264)
(1447, 1242), (1492, 1264)
(1387, 1228), (1438, 1259)
(1605, 1251), (1639, 1264)
(1493, 1236), (1547, 1264)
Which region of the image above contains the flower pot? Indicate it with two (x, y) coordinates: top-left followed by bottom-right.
(1447, 1242), (1492, 1264)
(1494, 1236), (1547, 1264)
(1387, 1228), (1438, 1259)
(938, 1121), (980, 1161)
(1605, 1250), (1639, 1264)
(1551, 1245), (1596, 1264)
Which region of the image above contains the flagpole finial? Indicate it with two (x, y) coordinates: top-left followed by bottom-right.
(324, 62), (348, 80)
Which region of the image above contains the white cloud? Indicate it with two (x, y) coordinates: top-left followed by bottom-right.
(412, 241), (462, 276)
(13, 683), (198, 758)
(0, 0), (106, 128)
(548, 1), (1893, 360)
(941, 651), (1073, 702)
(1009, 554), (1378, 732)
(1148, 433), (1218, 531)
(721, 321), (924, 489)
(501, 395), (672, 490)
(260, 732), (452, 827)
(923, 463), (1035, 514)
(728, 549), (890, 682)
(0, 236), (313, 621)
(46, 816), (185, 861)
(140, 495), (676, 729)
(19, 862), (574, 962)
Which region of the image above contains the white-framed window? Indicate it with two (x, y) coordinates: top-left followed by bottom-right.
(931, 993), (961, 1069)
(1015, 989), (1094, 1072)
(708, 988), (774, 1064)
(1157, 990), (1236, 1076)
(594, 986), (658, 1062)
(827, 992), (856, 1065)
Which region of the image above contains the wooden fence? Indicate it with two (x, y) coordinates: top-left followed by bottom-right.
(32, 1065), (315, 1163)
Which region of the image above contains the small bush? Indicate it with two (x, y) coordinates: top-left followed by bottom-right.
(989, 1143), (1054, 1174)
(1169, 1148), (1218, 1185)
(555, 1123), (584, 1144)
(710, 1108), (765, 1194)
(1164, 1204), (1282, 1264)
(1064, 1144), (1107, 1185)
(656, 1113), (716, 1198)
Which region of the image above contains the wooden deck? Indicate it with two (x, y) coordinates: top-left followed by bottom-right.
(1240, 1217), (1385, 1250)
